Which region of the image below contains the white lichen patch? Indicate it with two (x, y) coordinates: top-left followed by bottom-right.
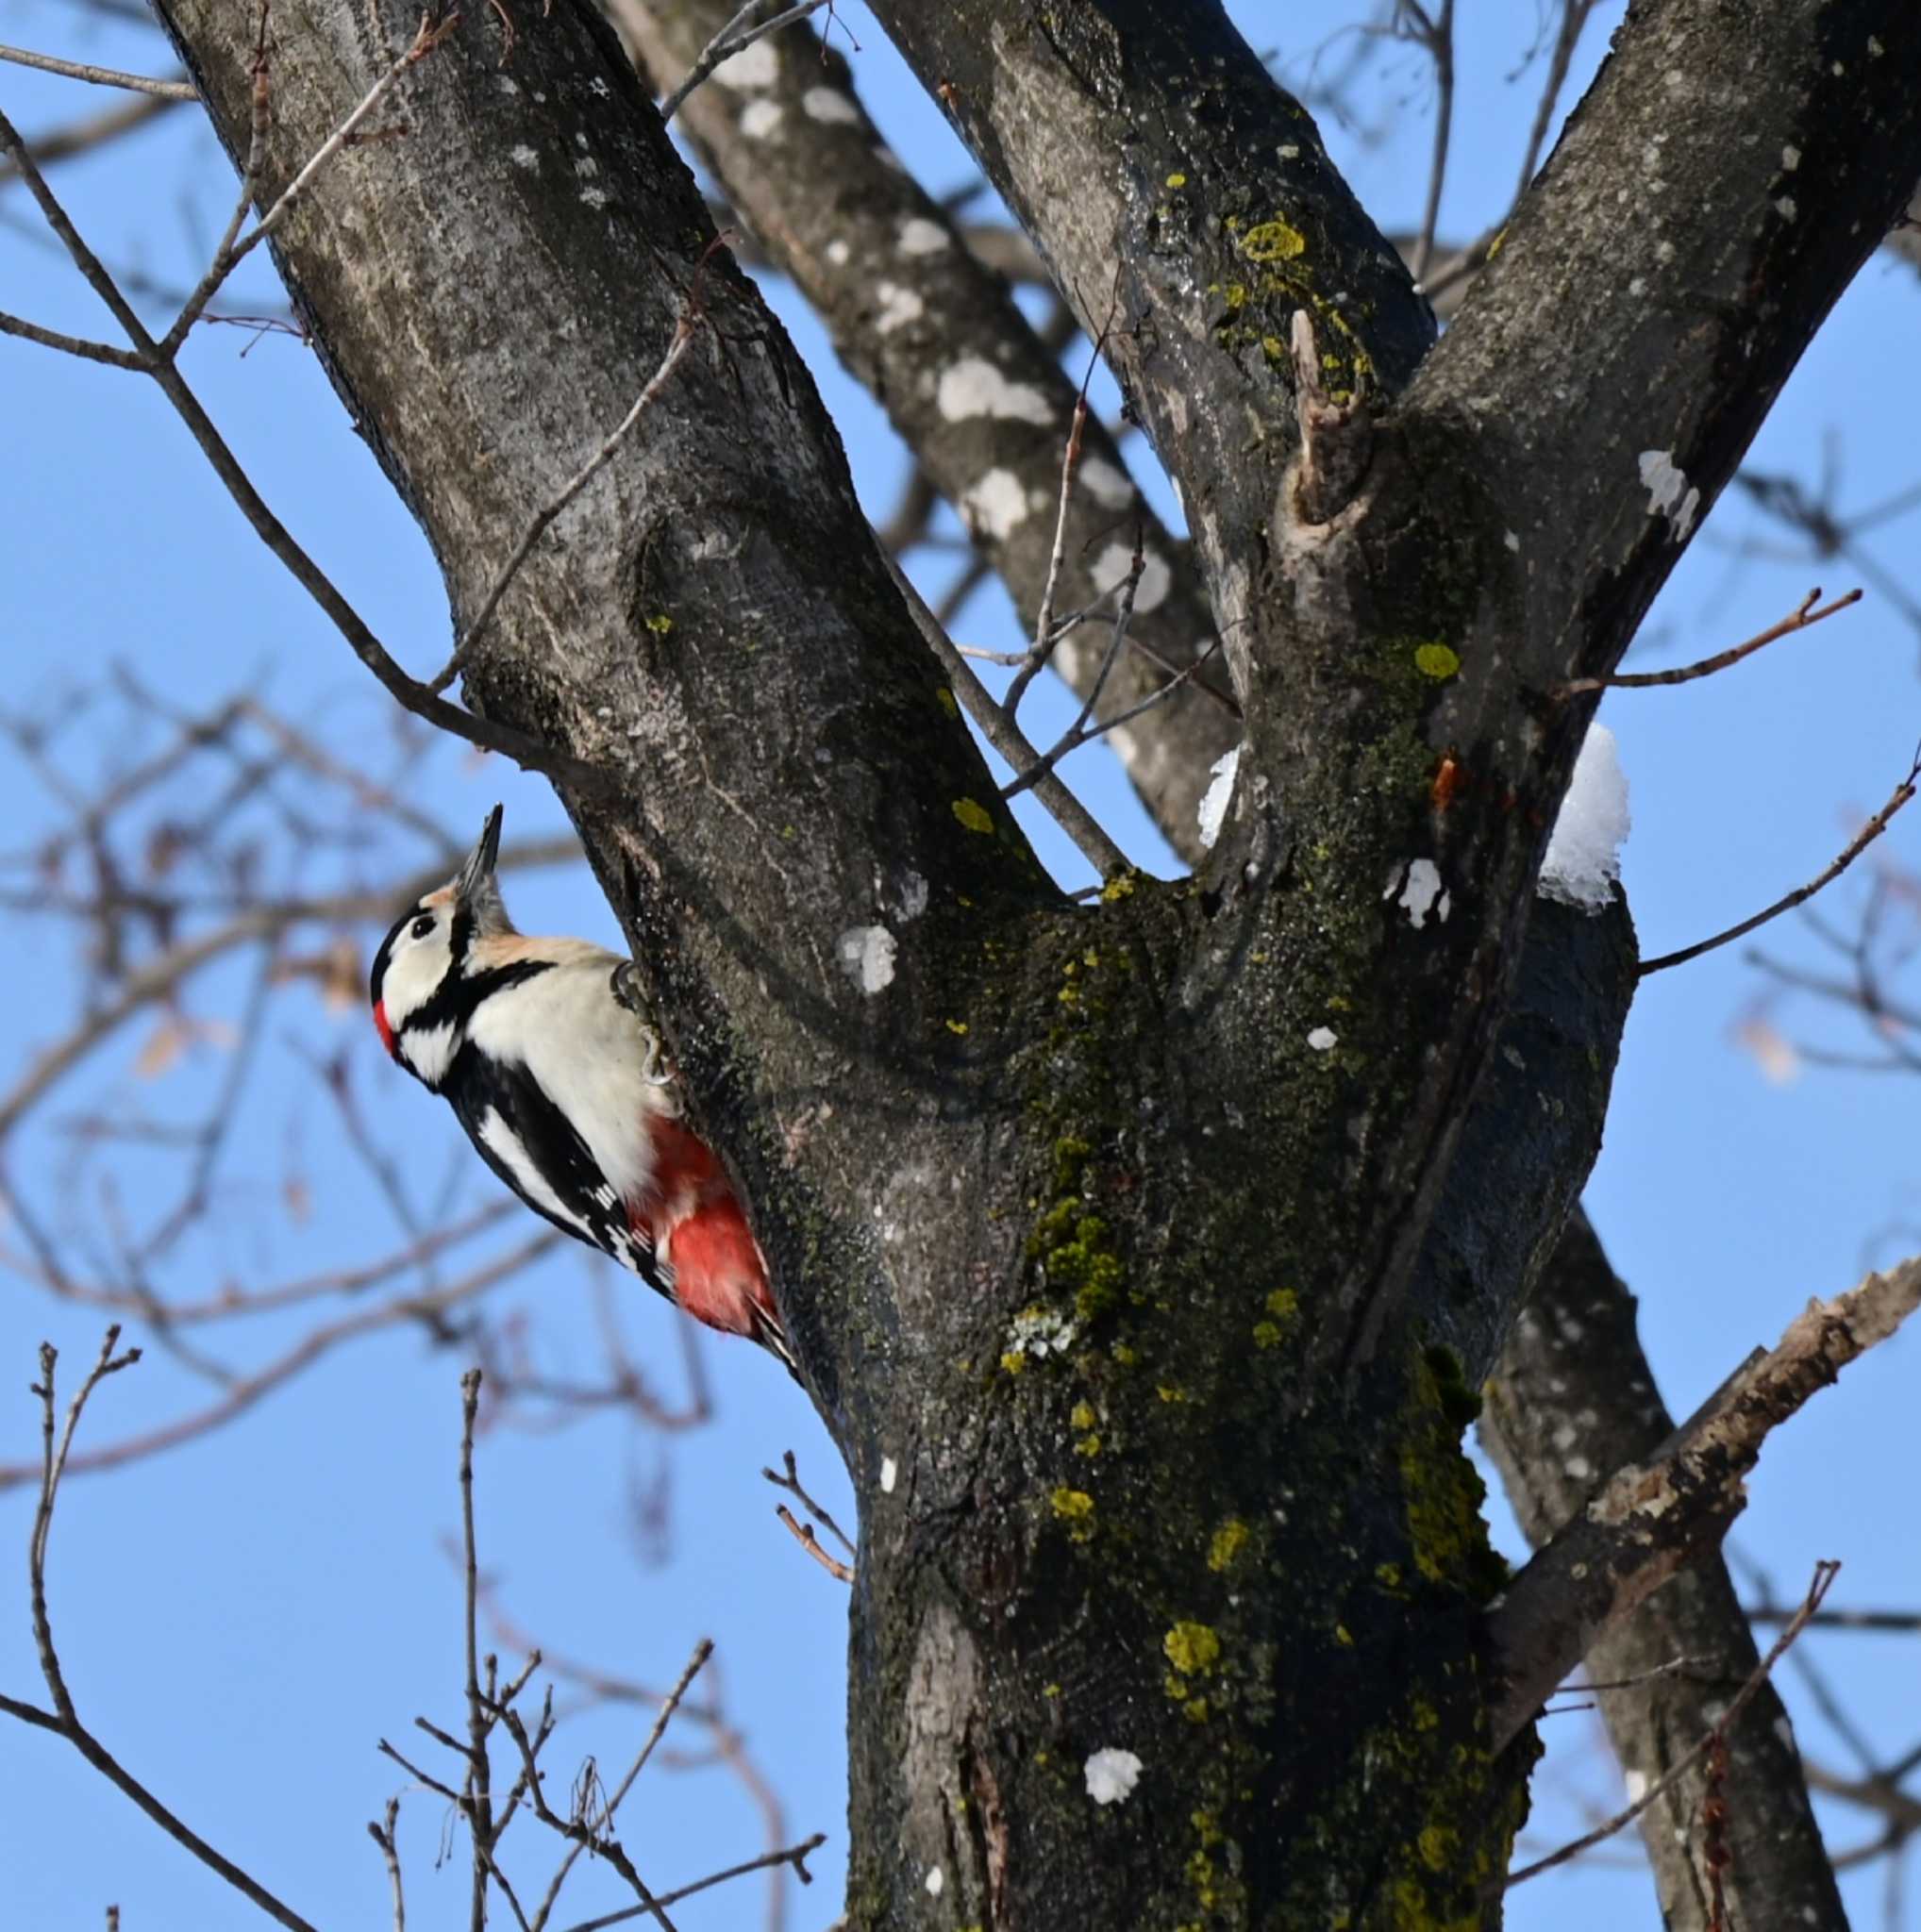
(1386, 857), (1448, 928)
(509, 143), (539, 171)
(874, 280), (924, 335)
(1077, 455), (1133, 510)
(1306, 1026), (1338, 1053)
(880, 1456), (898, 1494)
(574, 156), (600, 178)
(1089, 541), (1171, 613)
(1004, 1305), (1077, 1364)
(936, 358), (1052, 425)
(898, 216), (950, 256)
(1776, 194), (1797, 221)
(924, 1867), (944, 1898)
(837, 924), (897, 995)
(1084, 1747), (1144, 1806)
(894, 871), (928, 921)
(741, 98), (783, 140)
(1781, 143), (1801, 170)
(1504, 529), (1520, 553)
(1637, 449), (1700, 540)
(579, 186), (610, 210)
(803, 85), (860, 124)
(960, 468), (1028, 541)
(825, 238), (850, 266)
(713, 39), (777, 90)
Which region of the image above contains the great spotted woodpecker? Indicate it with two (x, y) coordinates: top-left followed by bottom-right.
(369, 807), (794, 1374)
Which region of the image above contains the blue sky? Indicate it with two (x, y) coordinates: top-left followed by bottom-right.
(3, 2), (1920, 1925)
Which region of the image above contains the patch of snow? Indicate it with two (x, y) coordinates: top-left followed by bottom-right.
(1197, 747), (1241, 850)
(825, 238), (850, 267)
(1084, 1747), (1144, 1806)
(1624, 1770), (1648, 1804)
(741, 98), (783, 140)
(1306, 1026), (1338, 1053)
(925, 1867), (944, 1897)
(509, 144), (539, 171)
(936, 358), (1052, 425)
(1539, 724), (1630, 912)
(880, 1456), (897, 1494)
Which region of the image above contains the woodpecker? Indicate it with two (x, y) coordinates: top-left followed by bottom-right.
(369, 807), (794, 1374)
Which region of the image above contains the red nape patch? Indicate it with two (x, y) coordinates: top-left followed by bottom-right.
(374, 1001), (396, 1058)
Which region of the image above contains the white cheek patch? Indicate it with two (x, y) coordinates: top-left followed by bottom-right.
(401, 1021), (458, 1087)
(478, 1107), (593, 1237)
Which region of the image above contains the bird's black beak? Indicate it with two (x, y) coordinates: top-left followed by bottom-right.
(458, 805), (504, 901)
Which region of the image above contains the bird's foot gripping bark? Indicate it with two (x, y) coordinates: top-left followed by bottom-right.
(610, 960), (674, 1088)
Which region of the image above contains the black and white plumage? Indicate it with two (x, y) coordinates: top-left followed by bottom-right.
(370, 808), (794, 1373)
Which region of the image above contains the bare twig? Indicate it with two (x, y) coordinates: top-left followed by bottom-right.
(0, 93), (182, 188)
(555, 1836), (825, 1932)
(1558, 586), (1862, 696)
(0, 43), (197, 98)
(0, 1235), (556, 1489)
(1004, 293), (1117, 718)
(1394, 0), (1456, 280)
(368, 1797), (407, 1931)
(760, 1449), (855, 1557)
(10, 1333), (323, 1932)
(431, 268), (713, 693)
(0, 90), (601, 790)
(877, 542), (1129, 880)
(459, 1369), (494, 1932)
(1505, 1561), (1840, 1888)
(1640, 741), (1921, 975)
(773, 1504), (855, 1582)
(656, 0), (832, 124)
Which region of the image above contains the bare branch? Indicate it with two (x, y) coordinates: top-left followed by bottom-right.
(10, 1333), (323, 1932)
(877, 543), (1129, 880)
(368, 1797), (407, 1932)
(554, 1836), (826, 1932)
(1487, 1256), (1921, 1747)
(653, 0), (832, 124)
(1640, 741), (1921, 975)
(1504, 1560), (1839, 1889)
(0, 43), (196, 98)
(1558, 585), (1862, 696)
(772, 1504), (855, 1583)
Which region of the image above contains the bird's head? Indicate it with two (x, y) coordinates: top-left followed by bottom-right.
(370, 804), (516, 1082)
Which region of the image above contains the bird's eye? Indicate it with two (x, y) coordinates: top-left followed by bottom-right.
(410, 914), (436, 941)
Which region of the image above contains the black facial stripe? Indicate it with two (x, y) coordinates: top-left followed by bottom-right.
(448, 902), (475, 973)
(368, 903), (424, 1008)
(399, 957), (557, 1042)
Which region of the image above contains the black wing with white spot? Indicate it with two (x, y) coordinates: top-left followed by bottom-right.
(442, 1043), (673, 1303)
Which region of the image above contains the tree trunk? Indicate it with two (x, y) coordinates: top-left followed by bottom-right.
(149, 0), (1921, 1920)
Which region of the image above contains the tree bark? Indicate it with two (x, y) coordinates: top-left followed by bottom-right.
(146, 0), (1921, 1922)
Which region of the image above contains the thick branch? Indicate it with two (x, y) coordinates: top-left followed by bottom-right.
(621, 0), (1236, 859)
(1487, 1231), (1921, 1751)
(1482, 1210), (1849, 1929)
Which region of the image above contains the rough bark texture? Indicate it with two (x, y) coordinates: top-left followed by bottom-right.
(144, 0), (1921, 1923)
(1483, 1211), (1848, 1932)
